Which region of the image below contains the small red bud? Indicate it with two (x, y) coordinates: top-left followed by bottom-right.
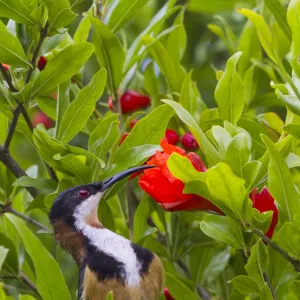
(119, 132), (129, 145)
(165, 129), (179, 145)
(129, 119), (139, 129)
(164, 288), (175, 300)
(2, 64), (10, 71)
(120, 90), (151, 114)
(181, 132), (199, 150)
(32, 111), (53, 129)
(37, 56), (47, 71)
(108, 96), (114, 111)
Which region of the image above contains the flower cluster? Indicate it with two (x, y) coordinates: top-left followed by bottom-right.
(139, 139), (278, 238)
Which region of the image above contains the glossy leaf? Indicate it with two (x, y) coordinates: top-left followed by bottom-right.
(32, 43), (94, 97)
(0, 246), (8, 271)
(230, 275), (260, 296)
(214, 52), (245, 125)
(57, 69), (107, 143)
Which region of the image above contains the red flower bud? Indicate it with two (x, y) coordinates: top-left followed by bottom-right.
(250, 187), (278, 238)
(139, 139), (221, 213)
(181, 132), (199, 150)
(129, 119), (139, 129)
(119, 132), (129, 145)
(2, 64), (10, 71)
(32, 111), (53, 129)
(120, 90), (150, 114)
(165, 129), (179, 145)
(164, 288), (175, 300)
(37, 56), (47, 71)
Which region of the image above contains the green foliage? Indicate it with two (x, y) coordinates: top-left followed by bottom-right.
(2, 0), (300, 299)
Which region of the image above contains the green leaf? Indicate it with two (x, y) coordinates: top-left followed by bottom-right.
(55, 80), (70, 138)
(230, 275), (260, 296)
(13, 176), (57, 194)
(32, 43), (94, 97)
(105, 0), (150, 33)
(238, 9), (277, 63)
(283, 123), (300, 139)
(106, 291), (114, 300)
(165, 272), (197, 300)
(0, 246), (8, 271)
(245, 241), (268, 287)
(41, 0), (76, 30)
(6, 215), (71, 300)
(262, 135), (300, 222)
(36, 96), (57, 120)
(188, 0), (245, 14)
(98, 200), (115, 231)
(116, 104), (174, 154)
(90, 16), (125, 92)
(225, 133), (251, 178)
(214, 52), (245, 125)
(162, 99), (221, 166)
(0, 233), (18, 274)
(265, 0), (292, 42)
(211, 125), (232, 158)
(243, 161), (261, 190)
(200, 215), (245, 249)
(287, 0), (300, 77)
(167, 152), (202, 183)
(142, 36), (183, 92)
(0, 0), (36, 25)
(74, 16), (91, 44)
(276, 91), (300, 116)
(289, 281), (300, 297)
(260, 284), (274, 300)
(184, 180), (211, 200)
(133, 197), (153, 242)
(206, 163), (248, 222)
(180, 71), (206, 122)
(0, 30), (30, 67)
(57, 69), (107, 143)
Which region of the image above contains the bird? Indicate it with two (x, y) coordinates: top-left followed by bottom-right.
(49, 166), (165, 300)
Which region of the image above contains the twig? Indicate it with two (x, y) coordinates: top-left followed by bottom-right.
(177, 259), (211, 300)
(0, 146), (39, 198)
(252, 227), (300, 272)
(3, 103), (22, 150)
(263, 272), (277, 300)
(0, 204), (51, 233)
(19, 270), (41, 298)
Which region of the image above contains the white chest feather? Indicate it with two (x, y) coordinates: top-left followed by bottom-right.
(74, 194), (141, 287)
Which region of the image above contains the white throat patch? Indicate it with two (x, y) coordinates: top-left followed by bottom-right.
(74, 193), (141, 287)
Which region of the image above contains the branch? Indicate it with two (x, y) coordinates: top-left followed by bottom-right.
(0, 146), (39, 198)
(252, 227), (300, 272)
(263, 272), (277, 300)
(19, 270), (41, 298)
(177, 259), (211, 300)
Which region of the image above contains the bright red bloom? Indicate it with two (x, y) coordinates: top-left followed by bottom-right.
(2, 64), (10, 71)
(139, 139), (221, 212)
(164, 288), (175, 300)
(32, 111), (53, 129)
(37, 56), (47, 71)
(181, 132), (199, 150)
(250, 187), (278, 238)
(165, 129), (179, 145)
(129, 119), (139, 129)
(119, 132), (129, 145)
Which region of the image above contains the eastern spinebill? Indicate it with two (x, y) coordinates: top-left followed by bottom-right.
(49, 166), (164, 300)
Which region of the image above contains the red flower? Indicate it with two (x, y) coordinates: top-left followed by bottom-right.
(37, 56), (47, 71)
(250, 187), (278, 238)
(119, 132), (129, 145)
(32, 111), (53, 129)
(181, 132), (199, 150)
(139, 139), (221, 212)
(2, 64), (10, 71)
(108, 91), (151, 114)
(165, 129), (179, 145)
(164, 288), (175, 300)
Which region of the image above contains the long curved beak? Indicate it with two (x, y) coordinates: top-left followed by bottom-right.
(101, 165), (154, 191)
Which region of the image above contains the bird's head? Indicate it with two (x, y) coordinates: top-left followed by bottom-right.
(49, 165), (153, 229)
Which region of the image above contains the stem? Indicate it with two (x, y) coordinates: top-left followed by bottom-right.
(177, 260), (211, 300)
(0, 146), (39, 198)
(19, 270), (41, 298)
(0, 64), (17, 92)
(252, 227), (300, 272)
(263, 272), (277, 300)
(0, 203), (51, 233)
(3, 103), (22, 150)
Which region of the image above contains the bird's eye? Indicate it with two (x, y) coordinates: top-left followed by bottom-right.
(79, 188), (89, 198)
